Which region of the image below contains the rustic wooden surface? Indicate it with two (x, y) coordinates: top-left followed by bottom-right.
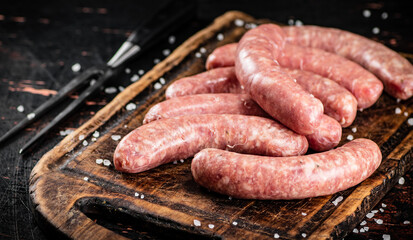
(27, 10), (413, 240)
(1, 1), (413, 240)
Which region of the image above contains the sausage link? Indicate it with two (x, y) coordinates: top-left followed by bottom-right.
(143, 93), (269, 124)
(206, 43), (238, 70)
(191, 138), (382, 200)
(165, 67), (242, 99)
(114, 114), (308, 173)
(306, 115), (342, 152)
(235, 24), (324, 135)
(283, 25), (413, 100)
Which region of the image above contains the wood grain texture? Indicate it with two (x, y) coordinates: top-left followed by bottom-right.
(29, 11), (413, 240)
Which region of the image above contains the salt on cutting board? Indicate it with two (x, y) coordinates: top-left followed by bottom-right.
(29, 11), (412, 240)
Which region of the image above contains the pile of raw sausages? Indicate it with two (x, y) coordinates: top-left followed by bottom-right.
(114, 24), (413, 200)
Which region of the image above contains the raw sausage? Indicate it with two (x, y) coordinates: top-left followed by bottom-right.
(206, 43), (238, 70)
(191, 138), (382, 200)
(143, 93), (341, 151)
(143, 93), (269, 124)
(165, 67), (242, 99)
(114, 114), (308, 173)
(208, 42), (382, 109)
(283, 25), (413, 100)
(235, 24), (324, 135)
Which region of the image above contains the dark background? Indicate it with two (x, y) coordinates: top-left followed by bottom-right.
(0, 0), (412, 239)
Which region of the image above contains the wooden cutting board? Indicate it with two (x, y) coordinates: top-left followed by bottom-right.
(29, 11), (413, 240)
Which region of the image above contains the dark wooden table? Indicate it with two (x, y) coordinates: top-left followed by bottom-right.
(0, 1), (412, 239)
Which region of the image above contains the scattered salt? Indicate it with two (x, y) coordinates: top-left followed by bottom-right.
(363, 9), (371, 18)
(228, 196), (232, 200)
(295, 20), (303, 26)
(125, 68), (131, 74)
(93, 131), (100, 138)
(72, 63), (81, 72)
(17, 105), (24, 112)
(79, 134), (85, 140)
(382, 203), (387, 208)
(90, 79), (97, 85)
(398, 177), (405, 185)
(82, 140), (88, 146)
(363, 226), (369, 231)
(154, 82), (162, 90)
(288, 19), (294, 25)
(380, 208), (384, 212)
(274, 233), (280, 239)
(83, 177), (89, 181)
(96, 159), (103, 164)
(27, 113), (36, 120)
(140, 194), (144, 199)
(111, 135), (121, 141)
(162, 49), (171, 56)
(159, 77), (166, 84)
(173, 161), (178, 164)
(366, 212), (374, 218)
(234, 19), (244, 27)
(332, 196), (344, 206)
(375, 219), (383, 224)
(195, 52), (202, 58)
(353, 228), (359, 233)
(404, 112), (408, 116)
(360, 228), (365, 233)
(382, 234), (391, 240)
(347, 135), (354, 141)
(168, 35), (176, 44)
(217, 33), (224, 41)
(245, 23), (257, 29)
(381, 12), (388, 19)
(371, 210), (378, 213)
(153, 58), (160, 64)
(372, 27), (380, 34)
(302, 212), (307, 216)
(134, 192), (139, 197)
(126, 103), (136, 111)
(103, 159), (111, 166)
(301, 233), (307, 238)
(105, 87), (117, 94)
(232, 221), (238, 226)
(91, 137), (97, 142)
(179, 159), (184, 163)
(193, 219), (201, 226)
(118, 86), (125, 92)
(138, 69), (145, 75)
(131, 74), (140, 82)
(352, 127), (357, 133)
(403, 220), (411, 224)
(208, 224), (215, 229)
(60, 129), (74, 136)
(200, 47), (207, 54)
(360, 220), (367, 226)
(408, 118), (413, 126)
(396, 98), (401, 103)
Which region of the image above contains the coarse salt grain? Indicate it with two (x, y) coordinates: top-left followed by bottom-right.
(126, 103), (136, 111)
(403, 220), (411, 224)
(332, 196), (344, 206)
(352, 127), (357, 133)
(366, 212), (374, 218)
(138, 69), (145, 75)
(60, 129), (74, 136)
(360, 228), (365, 233)
(383, 234), (390, 240)
(82, 140), (88, 146)
(232, 221), (238, 226)
(118, 86), (125, 92)
(364, 226), (369, 231)
(140, 194), (144, 199)
(228, 196), (232, 200)
(125, 68), (131, 74)
(83, 177), (89, 181)
(274, 233), (280, 238)
(380, 208), (384, 212)
(217, 33), (224, 41)
(103, 159), (111, 166)
(159, 77), (166, 84)
(408, 118), (413, 126)
(27, 113), (36, 120)
(131, 74), (139, 82)
(397, 98), (401, 103)
(79, 134), (85, 140)
(404, 112), (409, 116)
(105, 87), (117, 94)
(195, 52), (202, 58)
(154, 58), (160, 64)
(372, 27), (380, 34)
(168, 35), (176, 44)
(295, 20), (303, 26)
(17, 105), (24, 112)
(376, 219), (383, 224)
(208, 224), (215, 229)
(96, 159), (103, 164)
(360, 220), (367, 226)
(347, 135), (354, 141)
(363, 9), (371, 18)
(372, 210), (378, 213)
(301, 233), (307, 238)
(134, 192), (139, 197)
(90, 79), (96, 85)
(395, 108), (402, 115)
(302, 212), (307, 216)
(91, 137), (97, 142)
(353, 228), (359, 233)
(193, 219), (201, 226)
(398, 177), (405, 185)
(72, 63), (81, 72)
(111, 135), (121, 141)
(93, 131), (100, 138)
(382, 203), (387, 207)
(180, 159), (184, 163)
(173, 160), (178, 164)
(154, 82), (162, 90)
(234, 19), (244, 27)
(288, 19), (294, 25)
(381, 12), (388, 19)
(162, 49), (171, 56)
(200, 47), (207, 54)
